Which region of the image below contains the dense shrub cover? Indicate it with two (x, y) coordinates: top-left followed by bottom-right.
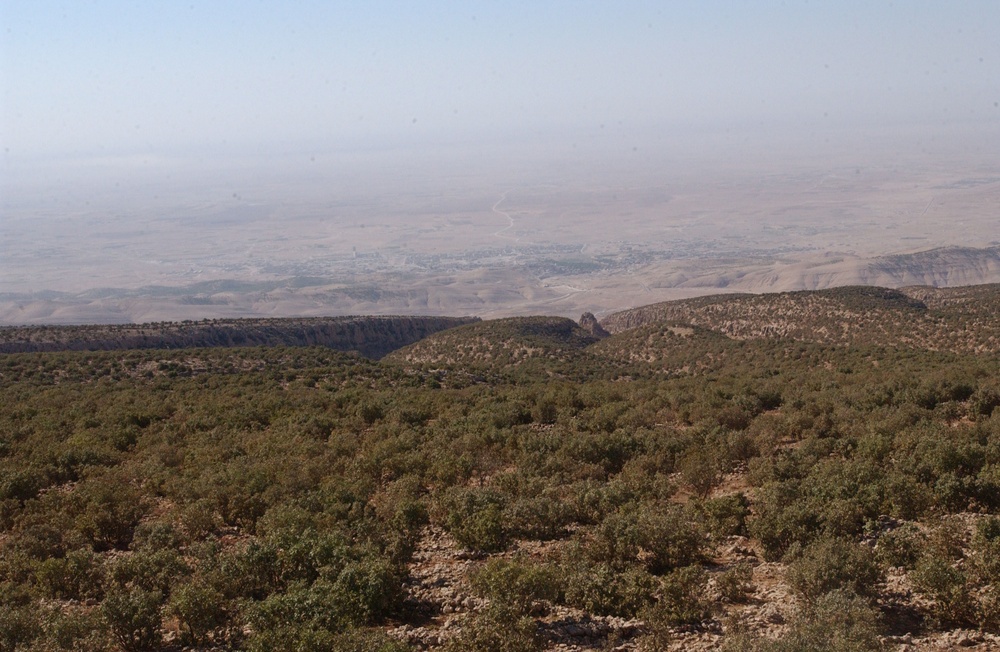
(2, 293), (1000, 649)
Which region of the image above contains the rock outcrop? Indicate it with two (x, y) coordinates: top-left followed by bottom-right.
(578, 312), (610, 338)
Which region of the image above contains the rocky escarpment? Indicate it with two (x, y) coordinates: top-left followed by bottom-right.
(0, 315), (480, 359)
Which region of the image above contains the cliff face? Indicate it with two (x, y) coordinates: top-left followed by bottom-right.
(0, 315), (480, 359)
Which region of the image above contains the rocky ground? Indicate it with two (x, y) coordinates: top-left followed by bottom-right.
(384, 525), (1000, 651)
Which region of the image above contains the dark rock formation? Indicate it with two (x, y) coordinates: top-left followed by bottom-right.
(578, 312), (610, 338)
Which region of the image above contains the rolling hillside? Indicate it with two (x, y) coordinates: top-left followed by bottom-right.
(4, 284), (1000, 651)
(600, 284), (1000, 355)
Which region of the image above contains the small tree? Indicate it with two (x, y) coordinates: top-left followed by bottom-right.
(101, 587), (163, 652)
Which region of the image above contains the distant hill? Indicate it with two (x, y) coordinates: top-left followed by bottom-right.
(385, 316), (600, 368)
(682, 246), (1000, 293)
(0, 315), (479, 359)
(600, 284), (1000, 355)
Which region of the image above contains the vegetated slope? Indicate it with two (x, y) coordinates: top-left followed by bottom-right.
(6, 299), (1000, 651)
(900, 282), (1000, 314)
(588, 321), (739, 373)
(384, 315), (601, 369)
(600, 284), (1000, 354)
(4, 331), (1000, 651)
(0, 315), (480, 359)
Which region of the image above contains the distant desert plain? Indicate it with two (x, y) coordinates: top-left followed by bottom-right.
(3, 134), (999, 325)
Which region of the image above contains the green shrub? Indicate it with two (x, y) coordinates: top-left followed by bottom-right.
(442, 604), (542, 652)
(748, 482), (821, 561)
(0, 468), (47, 502)
(107, 548), (189, 596)
(503, 495), (573, 541)
(217, 540), (283, 600)
(167, 580), (227, 645)
(35, 548), (104, 601)
(679, 446), (722, 498)
(332, 556), (404, 624)
(245, 561), (403, 652)
(132, 520), (181, 552)
(971, 519), (1000, 584)
(785, 537), (882, 605)
(646, 565), (714, 626)
(0, 603), (43, 652)
(562, 561), (656, 617)
(245, 581), (357, 650)
(469, 557), (561, 613)
(178, 498), (220, 542)
(38, 607), (114, 651)
(701, 494), (750, 538)
(715, 562), (754, 603)
(583, 505), (703, 574)
(439, 487), (508, 553)
(874, 523), (924, 570)
(970, 385), (1000, 419)
(979, 585), (1000, 634)
(327, 629), (412, 652)
(73, 478), (148, 551)
(725, 589), (884, 652)
(884, 473), (933, 520)
(910, 554), (976, 627)
(100, 587), (163, 652)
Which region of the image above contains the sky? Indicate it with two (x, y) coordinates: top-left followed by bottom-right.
(3, 0), (999, 170)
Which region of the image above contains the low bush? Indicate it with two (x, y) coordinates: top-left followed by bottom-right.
(442, 604), (542, 652)
(785, 537), (882, 605)
(646, 565), (714, 626)
(562, 560), (656, 617)
(504, 495), (573, 541)
(469, 557), (561, 613)
(874, 523), (924, 570)
(39, 608), (114, 652)
(100, 586), (164, 652)
(34, 547), (104, 601)
(701, 493), (750, 538)
(438, 487), (508, 553)
(167, 580), (228, 646)
(107, 548), (190, 596)
(0, 603), (43, 652)
(583, 505), (703, 575)
(910, 554), (976, 627)
(715, 562), (754, 603)
(725, 589), (884, 652)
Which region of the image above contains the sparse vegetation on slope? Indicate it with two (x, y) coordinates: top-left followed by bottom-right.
(2, 285), (1000, 651)
(601, 285), (1000, 354)
(384, 316), (601, 372)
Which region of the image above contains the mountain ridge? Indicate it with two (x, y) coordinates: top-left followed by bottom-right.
(0, 315), (480, 359)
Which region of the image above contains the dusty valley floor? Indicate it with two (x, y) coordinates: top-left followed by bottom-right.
(3, 144), (999, 324)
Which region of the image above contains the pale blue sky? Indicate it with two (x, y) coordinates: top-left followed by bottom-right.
(2, 1), (999, 165)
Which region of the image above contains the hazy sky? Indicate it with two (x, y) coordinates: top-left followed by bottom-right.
(3, 0), (999, 167)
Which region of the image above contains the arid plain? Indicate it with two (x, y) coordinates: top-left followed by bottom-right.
(3, 138), (999, 325)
